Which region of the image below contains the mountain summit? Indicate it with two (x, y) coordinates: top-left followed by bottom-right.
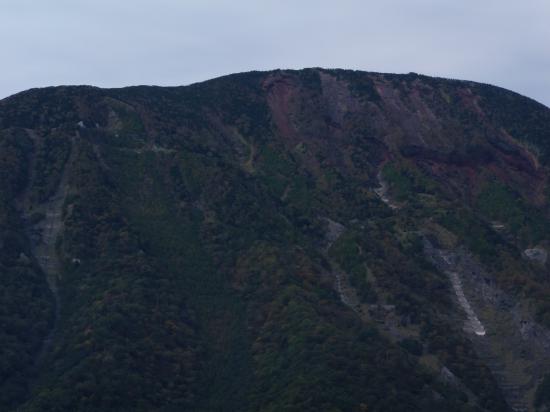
(1, 69), (550, 411)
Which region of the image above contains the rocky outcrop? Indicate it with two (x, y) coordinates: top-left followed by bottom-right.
(523, 247), (547, 265)
(374, 171), (399, 209)
(424, 238), (550, 412)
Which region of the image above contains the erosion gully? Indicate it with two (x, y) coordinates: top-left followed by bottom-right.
(322, 173), (550, 412)
(16, 130), (77, 365)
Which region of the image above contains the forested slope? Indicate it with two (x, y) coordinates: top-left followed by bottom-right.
(1, 68), (550, 411)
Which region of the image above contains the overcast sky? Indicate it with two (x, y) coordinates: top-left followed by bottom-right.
(1, 0), (549, 106)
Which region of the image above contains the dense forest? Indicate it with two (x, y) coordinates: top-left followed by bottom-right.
(1, 68), (550, 411)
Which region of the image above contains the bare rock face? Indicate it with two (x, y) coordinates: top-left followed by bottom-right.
(523, 247), (548, 265)
(423, 236), (550, 411)
(440, 366), (460, 387)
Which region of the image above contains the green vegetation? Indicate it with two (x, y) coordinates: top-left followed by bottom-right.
(0, 129), (54, 409)
(382, 162), (439, 203)
(475, 83), (550, 163)
(1, 68), (550, 411)
(30, 132), (72, 202)
(535, 374), (550, 411)
(438, 208), (501, 264)
(476, 180), (550, 246)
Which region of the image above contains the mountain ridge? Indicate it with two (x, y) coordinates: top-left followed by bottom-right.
(3, 68), (548, 110)
(1, 68), (550, 411)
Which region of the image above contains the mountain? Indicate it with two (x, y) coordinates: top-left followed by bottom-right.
(1, 68), (550, 412)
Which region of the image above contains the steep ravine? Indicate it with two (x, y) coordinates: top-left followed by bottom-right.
(373, 171), (399, 210)
(323, 216), (415, 342)
(373, 172), (548, 412)
(429, 247), (486, 336)
(323, 218), (363, 314)
(18, 133), (77, 364)
(424, 240), (550, 412)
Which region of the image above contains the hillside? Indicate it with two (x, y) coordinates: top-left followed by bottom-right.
(1, 68), (550, 411)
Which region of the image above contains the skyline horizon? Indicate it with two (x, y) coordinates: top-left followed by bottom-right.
(3, 66), (549, 109)
(1, 1), (548, 107)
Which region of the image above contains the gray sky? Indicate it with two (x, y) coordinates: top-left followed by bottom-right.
(1, 0), (549, 106)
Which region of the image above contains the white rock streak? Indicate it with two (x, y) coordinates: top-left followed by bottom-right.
(447, 271), (486, 336)
(374, 172), (398, 209)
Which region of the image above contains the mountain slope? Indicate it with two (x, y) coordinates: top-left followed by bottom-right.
(1, 68), (550, 411)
